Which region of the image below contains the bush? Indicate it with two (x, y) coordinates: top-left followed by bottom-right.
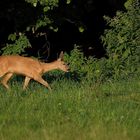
(101, 0), (140, 79)
(64, 46), (109, 83)
(63, 1), (140, 82)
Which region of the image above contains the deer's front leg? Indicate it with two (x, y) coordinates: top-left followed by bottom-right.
(34, 75), (52, 91)
(23, 77), (31, 90)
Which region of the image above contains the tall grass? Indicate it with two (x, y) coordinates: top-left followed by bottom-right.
(0, 77), (140, 140)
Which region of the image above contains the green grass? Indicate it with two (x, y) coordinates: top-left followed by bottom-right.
(0, 77), (140, 140)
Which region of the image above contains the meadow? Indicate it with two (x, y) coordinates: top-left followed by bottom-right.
(0, 76), (140, 140)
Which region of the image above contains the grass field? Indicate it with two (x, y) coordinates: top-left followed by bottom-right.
(0, 76), (140, 140)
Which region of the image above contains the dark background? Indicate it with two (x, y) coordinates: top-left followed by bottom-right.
(0, 0), (127, 60)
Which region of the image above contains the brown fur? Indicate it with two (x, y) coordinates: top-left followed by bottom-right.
(0, 53), (69, 90)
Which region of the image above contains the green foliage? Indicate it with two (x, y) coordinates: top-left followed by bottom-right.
(124, 0), (135, 9)
(66, 0), (72, 4)
(1, 0), (59, 55)
(101, 0), (140, 79)
(62, 0), (140, 82)
(64, 46), (108, 82)
(25, 0), (59, 31)
(2, 34), (31, 55)
(25, 0), (58, 8)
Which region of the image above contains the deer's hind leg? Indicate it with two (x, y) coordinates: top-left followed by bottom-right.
(1, 73), (13, 89)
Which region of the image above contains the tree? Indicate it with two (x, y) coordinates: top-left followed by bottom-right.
(0, 0), (128, 57)
(0, 0), (59, 55)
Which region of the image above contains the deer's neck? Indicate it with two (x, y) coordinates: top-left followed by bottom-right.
(41, 61), (58, 73)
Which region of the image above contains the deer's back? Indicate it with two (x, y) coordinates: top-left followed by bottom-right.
(0, 55), (43, 77)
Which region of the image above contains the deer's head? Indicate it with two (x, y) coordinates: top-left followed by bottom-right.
(56, 51), (69, 72)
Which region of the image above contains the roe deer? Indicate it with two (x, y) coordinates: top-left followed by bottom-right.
(0, 52), (69, 90)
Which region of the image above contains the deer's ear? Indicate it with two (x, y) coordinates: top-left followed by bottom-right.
(59, 51), (64, 60)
